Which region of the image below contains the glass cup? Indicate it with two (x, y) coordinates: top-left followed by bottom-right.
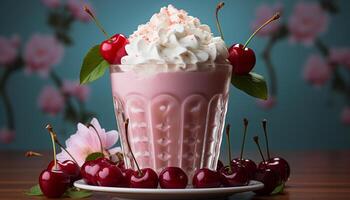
(110, 64), (232, 178)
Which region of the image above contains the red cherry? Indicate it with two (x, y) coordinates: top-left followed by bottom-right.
(259, 157), (290, 182)
(254, 167), (281, 195)
(47, 160), (80, 186)
(219, 165), (249, 187)
(218, 124), (249, 187)
(96, 164), (125, 187)
(100, 34), (128, 64)
(39, 169), (70, 198)
(80, 160), (102, 185)
(129, 168), (159, 188)
(227, 13), (280, 75)
(217, 160), (224, 171)
(159, 167), (188, 189)
(121, 168), (134, 187)
(253, 136), (283, 195)
(231, 158), (257, 180)
(192, 168), (221, 188)
(228, 44), (256, 75)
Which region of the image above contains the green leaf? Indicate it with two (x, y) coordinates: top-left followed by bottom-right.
(65, 188), (92, 199)
(85, 152), (104, 162)
(25, 184), (43, 196)
(80, 45), (109, 84)
(272, 183), (285, 195)
(231, 72), (268, 100)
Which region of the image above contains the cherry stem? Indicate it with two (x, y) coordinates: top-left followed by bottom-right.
(25, 151), (42, 157)
(262, 119), (271, 160)
(46, 124), (57, 170)
(225, 124), (232, 173)
(253, 136), (266, 163)
(215, 2), (225, 41)
(240, 118), (248, 160)
(87, 124), (104, 154)
(124, 119), (142, 176)
(83, 5), (109, 39)
(243, 12), (280, 49)
(46, 124), (79, 165)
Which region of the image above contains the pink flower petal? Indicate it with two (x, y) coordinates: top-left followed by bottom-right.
(37, 85), (64, 116)
(24, 34), (64, 77)
(67, 0), (94, 22)
(105, 130), (119, 149)
(251, 3), (283, 37)
(303, 54), (332, 87)
(287, 2), (328, 45)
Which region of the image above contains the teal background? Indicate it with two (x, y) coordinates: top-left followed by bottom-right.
(0, 0), (349, 152)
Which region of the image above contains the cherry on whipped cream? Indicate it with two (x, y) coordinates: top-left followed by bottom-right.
(83, 6), (128, 65)
(100, 34), (128, 64)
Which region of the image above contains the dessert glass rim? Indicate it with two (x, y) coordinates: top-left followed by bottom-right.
(109, 63), (232, 73)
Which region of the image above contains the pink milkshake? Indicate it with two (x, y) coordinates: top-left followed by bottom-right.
(110, 5), (231, 177)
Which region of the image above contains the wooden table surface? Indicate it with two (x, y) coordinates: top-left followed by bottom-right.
(0, 150), (350, 200)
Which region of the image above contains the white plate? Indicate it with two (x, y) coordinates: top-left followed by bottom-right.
(74, 179), (264, 200)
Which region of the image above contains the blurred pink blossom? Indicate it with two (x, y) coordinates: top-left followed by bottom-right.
(257, 96), (277, 110)
(341, 107), (350, 125)
(57, 118), (121, 166)
(67, 0), (93, 22)
(62, 80), (90, 102)
(303, 54), (331, 87)
(251, 3), (283, 37)
(0, 128), (15, 144)
(24, 34), (64, 77)
(38, 86), (64, 116)
(329, 47), (350, 68)
(41, 0), (61, 8)
(0, 35), (20, 66)
(288, 2), (328, 45)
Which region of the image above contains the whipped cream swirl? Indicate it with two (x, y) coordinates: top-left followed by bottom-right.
(120, 5), (229, 74)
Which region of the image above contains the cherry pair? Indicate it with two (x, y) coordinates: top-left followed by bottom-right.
(192, 166), (248, 189)
(39, 125), (80, 198)
(218, 124), (250, 187)
(81, 157), (125, 187)
(253, 120), (291, 195)
(47, 160), (80, 186)
(196, 120), (255, 189)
